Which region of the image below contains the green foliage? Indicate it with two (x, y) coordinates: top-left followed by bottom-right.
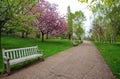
(0, 0), (38, 53)
(72, 40), (82, 46)
(85, 0), (120, 42)
(76, 24), (84, 38)
(0, 0), (36, 22)
(0, 0), (37, 34)
(94, 42), (120, 79)
(3, 14), (35, 34)
(72, 11), (86, 39)
(67, 6), (73, 35)
(0, 35), (73, 73)
(78, 0), (88, 3)
(67, 6), (86, 40)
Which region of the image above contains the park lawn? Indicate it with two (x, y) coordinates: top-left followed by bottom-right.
(0, 36), (73, 73)
(94, 42), (120, 79)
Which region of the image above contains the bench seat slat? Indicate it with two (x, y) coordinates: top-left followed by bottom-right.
(21, 50), (23, 57)
(23, 50), (26, 56)
(9, 54), (43, 65)
(6, 52), (9, 58)
(16, 50), (19, 58)
(13, 51), (16, 59)
(28, 49), (30, 55)
(19, 50), (21, 58)
(10, 51), (13, 59)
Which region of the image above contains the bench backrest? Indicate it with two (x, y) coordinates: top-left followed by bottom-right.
(2, 46), (38, 60)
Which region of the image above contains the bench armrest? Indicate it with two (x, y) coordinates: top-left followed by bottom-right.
(37, 50), (45, 60)
(3, 56), (10, 61)
(37, 50), (44, 55)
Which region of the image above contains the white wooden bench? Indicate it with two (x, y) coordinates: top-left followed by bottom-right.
(2, 46), (44, 74)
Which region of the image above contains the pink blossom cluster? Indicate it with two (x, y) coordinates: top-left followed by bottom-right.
(33, 0), (68, 36)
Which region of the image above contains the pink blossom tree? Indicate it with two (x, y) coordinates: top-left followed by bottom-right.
(33, 0), (68, 42)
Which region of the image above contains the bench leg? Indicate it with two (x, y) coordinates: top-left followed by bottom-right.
(5, 63), (10, 75)
(38, 57), (44, 61)
(41, 55), (45, 61)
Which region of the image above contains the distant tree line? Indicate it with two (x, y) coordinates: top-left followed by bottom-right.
(79, 0), (120, 43)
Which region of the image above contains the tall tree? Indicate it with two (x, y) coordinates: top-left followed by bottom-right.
(0, 0), (37, 52)
(67, 6), (73, 40)
(33, 0), (67, 42)
(72, 11), (86, 40)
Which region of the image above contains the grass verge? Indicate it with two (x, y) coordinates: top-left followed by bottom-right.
(94, 42), (120, 79)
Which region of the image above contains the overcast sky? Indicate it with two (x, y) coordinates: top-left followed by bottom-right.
(47, 0), (92, 36)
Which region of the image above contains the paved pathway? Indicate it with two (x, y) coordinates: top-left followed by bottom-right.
(1, 41), (115, 79)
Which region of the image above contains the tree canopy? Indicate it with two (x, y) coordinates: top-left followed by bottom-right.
(32, 0), (68, 42)
(0, 0), (38, 52)
(67, 6), (86, 40)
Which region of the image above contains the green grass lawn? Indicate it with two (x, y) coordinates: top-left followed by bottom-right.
(94, 42), (120, 79)
(0, 35), (73, 73)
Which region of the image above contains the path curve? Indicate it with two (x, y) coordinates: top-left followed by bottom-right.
(1, 41), (116, 79)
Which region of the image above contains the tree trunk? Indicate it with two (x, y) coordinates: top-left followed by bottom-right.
(110, 33), (114, 43)
(21, 32), (25, 38)
(0, 21), (7, 53)
(68, 34), (71, 40)
(104, 33), (107, 43)
(46, 32), (49, 39)
(36, 31), (40, 38)
(25, 32), (27, 38)
(25, 32), (29, 38)
(0, 27), (2, 53)
(41, 32), (44, 42)
(97, 33), (100, 42)
(110, 34), (112, 43)
(6, 32), (9, 36)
